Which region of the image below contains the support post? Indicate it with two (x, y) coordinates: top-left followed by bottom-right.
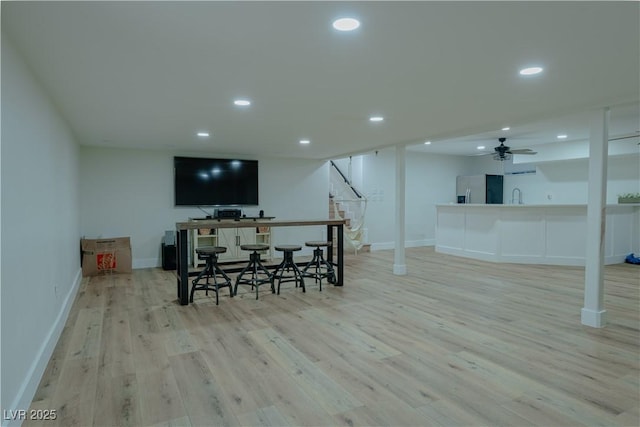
(581, 107), (609, 327)
(394, 145), (407, 275)
(177, 229), (189, 305)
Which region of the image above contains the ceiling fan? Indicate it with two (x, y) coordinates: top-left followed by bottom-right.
(492, 137), (537, 161)
(608, 131), (639, 142)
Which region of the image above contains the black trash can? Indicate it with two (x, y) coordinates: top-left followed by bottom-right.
(162, 243), (176, 270)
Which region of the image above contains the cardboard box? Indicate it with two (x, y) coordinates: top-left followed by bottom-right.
(81, 237), (132, 276)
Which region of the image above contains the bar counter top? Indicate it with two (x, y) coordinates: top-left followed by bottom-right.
(177, 218), (346, 230)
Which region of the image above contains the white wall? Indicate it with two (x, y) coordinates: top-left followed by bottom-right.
(1, 35), (81, 425)
(470, 154), (640, 205)
(347, 148), (470, 250)
(341, 147), (637, 251)
(79, 147), (330, 266)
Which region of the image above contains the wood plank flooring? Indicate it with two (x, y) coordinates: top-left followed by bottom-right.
(26, 247), (639, 426)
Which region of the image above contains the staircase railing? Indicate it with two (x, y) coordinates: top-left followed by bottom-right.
(330, 160), (363, 199)
(329, 161), (367, 252)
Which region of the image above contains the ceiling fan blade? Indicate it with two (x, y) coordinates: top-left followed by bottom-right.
(608, 132), (639, 141)
(510, 149), (537, 155)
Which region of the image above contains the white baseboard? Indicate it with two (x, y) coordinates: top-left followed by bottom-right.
(581, 308), (607, 328)
(370, 239), (434, 251)
(436, 245), (628, 267)
(393, 264), (408, 275)
(3, 268), (82, 427)
(133, 257), (161, 269)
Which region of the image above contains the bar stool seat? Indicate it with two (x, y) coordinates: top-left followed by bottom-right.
(190, 246), (233, 305)
(240, 244), (270, 252)
(273, 245), (305, 295)
(234, 243), (273, 300)
(301, 241), (336, 291)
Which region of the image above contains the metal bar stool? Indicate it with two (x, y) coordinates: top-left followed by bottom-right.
(273, 245), (305, 295)
(190, 246), (233, 305)
(301, 241), (336, 291)
(234, 244), (273, 300)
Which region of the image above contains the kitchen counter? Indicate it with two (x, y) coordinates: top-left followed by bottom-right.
(436, 203), (640, 208)
(435, 203), (640, 265)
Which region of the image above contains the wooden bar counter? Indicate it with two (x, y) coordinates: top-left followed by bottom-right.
(175, 218), (346, 305)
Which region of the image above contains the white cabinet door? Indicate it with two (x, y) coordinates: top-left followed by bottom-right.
(217, 228), (238, 261)
(193, 225), (270, 263)
(237, 227), (257, 247)
(237, 227), (259, 259)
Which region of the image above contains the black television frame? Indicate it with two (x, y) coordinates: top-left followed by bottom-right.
(173, 156), (259, 207)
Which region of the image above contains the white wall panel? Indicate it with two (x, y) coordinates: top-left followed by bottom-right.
(545, 209), (587, 262)
(500, 210), (545, 258)
(605, 207), (639, 258)
(436, 204), (638, 265)
(464, 207), (499, 256)
(436, 207), (465, 250)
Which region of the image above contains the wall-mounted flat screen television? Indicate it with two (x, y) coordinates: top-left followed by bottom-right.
(174, 156), (259, 206)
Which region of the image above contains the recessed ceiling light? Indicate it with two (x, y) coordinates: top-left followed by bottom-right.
(424, 141), (431, 145)
(501, 127), (510, 131)
(369, 116), (384, 122)
(557, 134), (568, 139)
(477, 145), (485, 150)
(519, 66), (543, 76)
(197, 132), (210, 137)
(333, 18), (360, 31)
(234, 99), (251, 106)
(299, 139), (310, 145)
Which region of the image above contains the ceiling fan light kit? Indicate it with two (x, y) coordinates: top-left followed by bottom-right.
(493, 152), (512, 161)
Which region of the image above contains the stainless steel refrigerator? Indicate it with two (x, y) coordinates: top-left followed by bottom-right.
(456, 174), (503, 204)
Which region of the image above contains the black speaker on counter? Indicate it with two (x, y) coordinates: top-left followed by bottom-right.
(162, 243), (176, 270)
(215, 208), (242, 219)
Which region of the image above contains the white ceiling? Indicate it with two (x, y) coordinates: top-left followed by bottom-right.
(3, 1), (639, 160)
(414, 102), (640, 156)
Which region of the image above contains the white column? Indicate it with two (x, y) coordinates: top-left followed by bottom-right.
(581, 107), (609, 328)
(394, 145), (407, 275)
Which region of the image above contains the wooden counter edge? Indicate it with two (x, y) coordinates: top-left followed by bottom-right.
(176, 218), (346, 230)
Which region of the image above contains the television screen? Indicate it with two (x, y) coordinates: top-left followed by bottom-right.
(174, 156), (259, 206)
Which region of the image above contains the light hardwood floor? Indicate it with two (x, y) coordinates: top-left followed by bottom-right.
(26, 247), (639, 426)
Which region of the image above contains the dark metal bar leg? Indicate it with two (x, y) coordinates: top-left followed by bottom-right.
(213, 263), (234, 298)
(234, 260), (253, 296)
(190, 261), (211, 303)
(274, 259), (286, 294)
(336, 224), (344, 286)
(253, 256), (259, 300)
(316, 249), (323, 291)
(327, 225), (334, 263)
(178, 229), (189, 305)
(292, 261), (306, 292)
